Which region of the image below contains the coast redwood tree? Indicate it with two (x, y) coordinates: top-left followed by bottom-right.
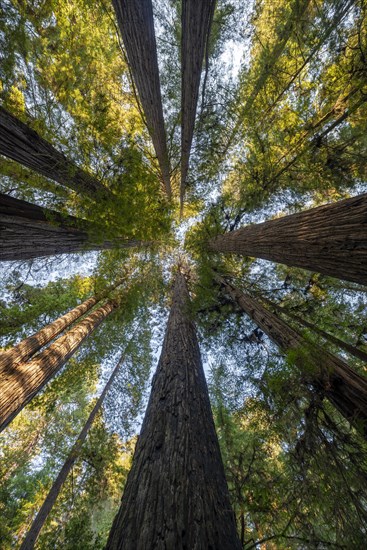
(19, 349), (128, 550)
(106, 272), (241, 549)
(0, 193), (144, 261)
(0, 107), (109, 198)
(0, 277), (125, 371)
(181, 0), (216, 205)
(112, 0), (172, 197)
(216, 274), (367, 436)
(263, 298), (367, 364)
(0, 300), (118, 432)
(210, 193), (367, 285)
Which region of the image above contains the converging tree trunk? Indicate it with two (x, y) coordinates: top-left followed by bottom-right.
(106, 272), (241, 549)
(19, 349), (128, 550)
(0, 107), (109, 198)
(0, 193), (144, 261)
(210, 193), (367, 285)
(265, 299), (367, 364)
(0, 300), (117, 432)
(0, 277), (124, 371)
(216, 275), (367, 436)
(112, 0), (171, 197)
(180, 0), (216, 207)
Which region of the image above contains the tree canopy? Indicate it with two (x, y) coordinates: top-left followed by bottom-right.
(1, 0), (367, 547)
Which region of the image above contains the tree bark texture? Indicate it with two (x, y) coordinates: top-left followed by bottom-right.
(210, 193), (367, 285)
(266, 300), (367, 364)
(0, 277), (124, 371)
(19, 350), (127, 550)
(112, 0), (171, 198)
(180, 0), (216, 207)
(0, 300), (117, 432)
(218, 276), (367, 436)
(0, 193), (142, 261)
(0, 107), (108, 198)
(106, 273), (241, 549)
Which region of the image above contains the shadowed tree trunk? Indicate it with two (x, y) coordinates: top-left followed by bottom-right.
(19, 349), (128, 550)
(0, 277), (125, 371)
(106, 272), (241, 549)
(264, 299), (367, 364)
(112, 0), (171, 198)
(210, 193), (367, 285)
(0, 107), (109, 198)
(216, 274), (367, 436)
(180, 0), (216, 208)
(0, 300), (117, 432)
(0, 193), (144, 261)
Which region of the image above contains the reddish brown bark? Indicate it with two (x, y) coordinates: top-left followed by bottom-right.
(0, 277), (124, 372)
(0, 193), (144, 261)
(0, 107), (109, 198)
(210, 193), (367, 285)
(216, 275), (367, 436)
(19, 350), (127, 550)
(0, 300), (117, 432)
(180, 0), (216, 208)
(112, 0), (171, 197)
(106, 273), (240, 549)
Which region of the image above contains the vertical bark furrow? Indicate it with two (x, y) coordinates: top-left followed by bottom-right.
(0, 107), (108, 198)
(0, 277), (124, 371)
(0, 300), (117, 432)
(19, 350), (127, 550)
(112, 0), (171, 197)
(180, 0), (216, 206)
(106, 273), (240, 549)
(218, 276), (367, 436)
(210, 193), (367, 285)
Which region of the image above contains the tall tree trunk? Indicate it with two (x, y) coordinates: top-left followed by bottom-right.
(106, 273), (241, 549)
(0, 107), (109, 199)
(0, 277), (124, 371)
(264, 299), (367, 364)
(112, 0), (171, 198)
(209, 193), (367, 285)
(19, 349), (127, 550)
(180, 0), (216, 208)
(0, 300), (117, 432)
(216, 275), (367, 436)
(0, 193), (144, 261)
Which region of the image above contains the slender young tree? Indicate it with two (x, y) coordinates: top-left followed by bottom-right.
(106, 272), (241, 549)
(0, 107), (109, 198)
(180, 0), (216, 208)
(112, 0), (171, 197)
(216, 274), (367, 436)
(19, 348), (128, 550)
(264, 298), (367, 364)
(0, 277), (125, 371)
(0, 300), (118, 432)
(210, 193), (367, 285)
(0, 193), (145, 261)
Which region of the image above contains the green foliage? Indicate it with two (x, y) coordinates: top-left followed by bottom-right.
(1, 0), (367, 546)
